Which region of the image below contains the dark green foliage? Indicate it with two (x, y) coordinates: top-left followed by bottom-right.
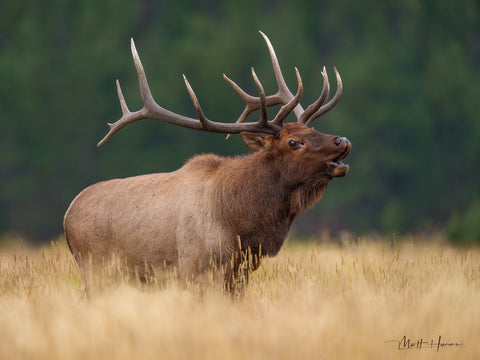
(446, 199), (480, 245)
(1, 0), (479, 242)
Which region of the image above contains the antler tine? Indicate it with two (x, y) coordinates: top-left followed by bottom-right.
(131, 38), (156, 108)
(97, 79), (136, 147)
(223, 73), (284, 124)
(258, 31), (288, 92)
(259, 31), (305, 119)
(272, 68), (303, 127)
(299, 67), (330, 124)
(304, 66), (342, 125)
(222, 74), (262, 140)
(251, 68), (268, 126)
(183, 74), (210, 129)
(116, 79), (130, 115)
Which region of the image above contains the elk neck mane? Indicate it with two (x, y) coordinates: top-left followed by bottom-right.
(184, 150), (331, 255)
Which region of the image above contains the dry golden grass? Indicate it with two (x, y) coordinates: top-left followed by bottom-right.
(1, 234), (479, 359)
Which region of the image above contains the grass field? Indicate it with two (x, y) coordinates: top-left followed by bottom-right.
(1, 234), (479, 359)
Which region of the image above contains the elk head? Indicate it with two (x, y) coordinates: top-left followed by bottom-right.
(97, 31), (351, 180)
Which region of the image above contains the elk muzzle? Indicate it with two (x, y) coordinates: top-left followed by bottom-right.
(328, 137), (351, 177)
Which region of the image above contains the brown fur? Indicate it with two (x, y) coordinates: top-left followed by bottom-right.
(64, 123), (351, 289)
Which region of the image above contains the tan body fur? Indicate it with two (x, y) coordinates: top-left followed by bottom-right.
(64, 124), (351, 288)
(65, 154), (242, 279)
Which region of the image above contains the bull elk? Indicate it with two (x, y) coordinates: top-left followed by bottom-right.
(64, 32), (351, 291)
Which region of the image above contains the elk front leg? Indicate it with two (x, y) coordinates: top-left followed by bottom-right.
(223, 247), (262, 294)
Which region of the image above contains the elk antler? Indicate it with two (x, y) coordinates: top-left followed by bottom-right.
(98, 32), (341, 147)
(224, 31), (342, 127)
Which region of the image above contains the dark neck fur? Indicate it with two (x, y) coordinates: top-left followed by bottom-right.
(212, 152), (329, 256)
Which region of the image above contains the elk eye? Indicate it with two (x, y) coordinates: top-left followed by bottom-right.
(289, 140), (302, 150)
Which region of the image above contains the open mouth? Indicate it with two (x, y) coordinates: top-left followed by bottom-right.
(328, 143), (351, 177)
(329, 146), (350, 167)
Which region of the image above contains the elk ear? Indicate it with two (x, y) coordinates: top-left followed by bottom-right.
(241, 132), (272, 152)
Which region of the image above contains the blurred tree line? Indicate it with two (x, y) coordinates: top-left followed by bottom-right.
(1, 0), (479, 243)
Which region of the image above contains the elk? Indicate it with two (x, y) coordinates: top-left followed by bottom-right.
(64, 32), (351, 290)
